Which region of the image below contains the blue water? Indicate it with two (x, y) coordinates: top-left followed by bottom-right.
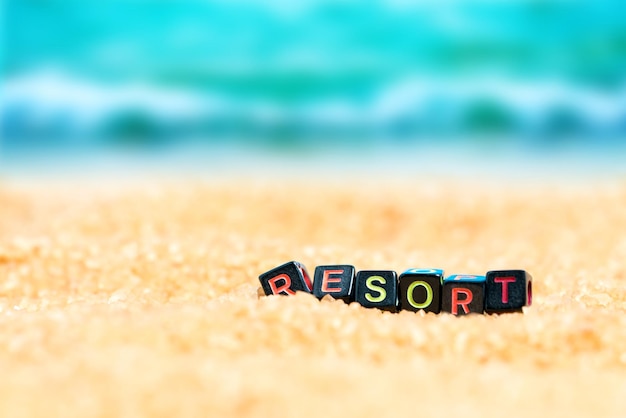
(2, 136), (626, 182)
(2, 0), (626, 176)
(6, 0), (626, 88)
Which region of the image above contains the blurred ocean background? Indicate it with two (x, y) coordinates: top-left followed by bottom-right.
(2, 0), (626, 179)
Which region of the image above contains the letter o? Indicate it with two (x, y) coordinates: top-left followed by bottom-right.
(407, 280), (433, 309)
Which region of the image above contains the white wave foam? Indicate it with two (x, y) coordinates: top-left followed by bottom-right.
(2, 70), (625, 137)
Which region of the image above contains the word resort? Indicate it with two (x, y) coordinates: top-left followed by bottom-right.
(259, 261), (532, 315)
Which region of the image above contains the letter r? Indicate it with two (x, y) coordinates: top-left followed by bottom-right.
(268, 274), (295, 295)
(451, 288), (472, 314)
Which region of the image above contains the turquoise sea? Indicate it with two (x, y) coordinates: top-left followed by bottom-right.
(2, 0), (626, 177)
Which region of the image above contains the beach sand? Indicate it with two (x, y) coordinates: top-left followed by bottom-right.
(1, 177), (625, 417)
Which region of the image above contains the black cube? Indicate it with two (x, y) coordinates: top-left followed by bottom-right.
(398, 268), (444, 313)
(442, 274), (486, 315)
(354, 270), (398, 312)
(313, 265), (356, 302)
(485, 269), (532, 313)
(258, 261), (312, 296)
